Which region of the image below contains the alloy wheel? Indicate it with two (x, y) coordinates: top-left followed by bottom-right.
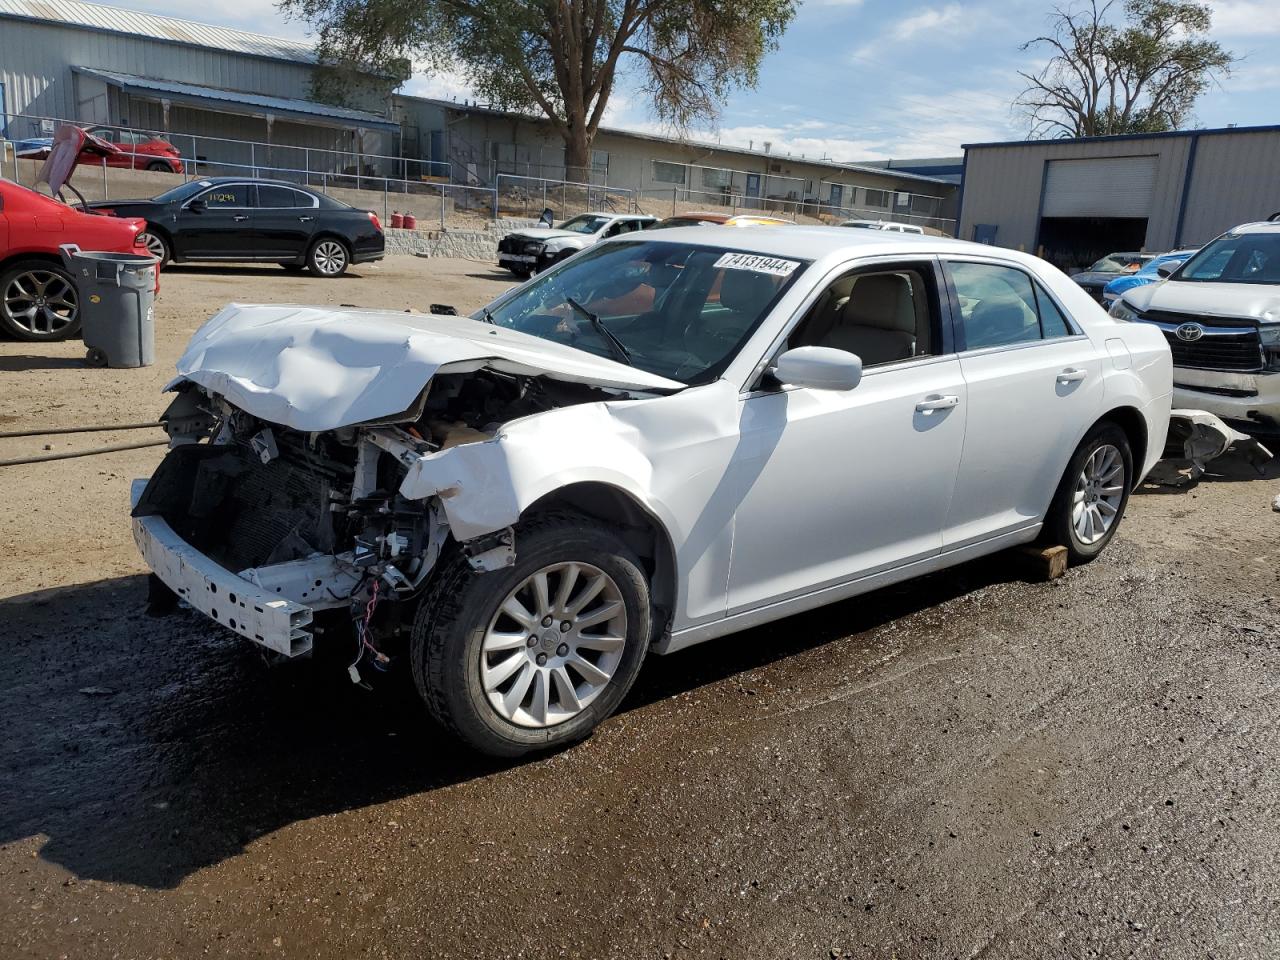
(480, 561), (628, 728)
(3, 268), (78, 337)
(312, 240), (347, 275)
(1072, 443), (1125, 545)
(139, 232), (167, 261)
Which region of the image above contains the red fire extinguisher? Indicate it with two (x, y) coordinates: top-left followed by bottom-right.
(403, 213), (418, 230)
(390, 211), (404, 228)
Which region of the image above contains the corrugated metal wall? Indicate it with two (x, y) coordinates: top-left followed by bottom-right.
(1178, 132), (1280, 245)
(960, 129), (1280, 253)
(1, 17), (326, 135)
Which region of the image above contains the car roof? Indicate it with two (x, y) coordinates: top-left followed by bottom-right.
(635, 223), (1010, 262)
(194, 176), (314, 189)
(575, 211), (653, 220)
(1226, 220), (1280, 235)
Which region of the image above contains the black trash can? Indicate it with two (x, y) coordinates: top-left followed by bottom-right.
(60, 244), (159, 368)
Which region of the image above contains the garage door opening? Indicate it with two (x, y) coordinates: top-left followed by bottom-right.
(1038, 216), (1149, 272)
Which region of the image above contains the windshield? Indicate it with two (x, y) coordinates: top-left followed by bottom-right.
(153, 179), (219, 204)
(475, 240), (807, 384)
(1088, 253), (1149, 273)
(557, 215), (611, 234)
(1175, 232), (1280, 284)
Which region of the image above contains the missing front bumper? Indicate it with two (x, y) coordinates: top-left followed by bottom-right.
(133, 511), (316, 657)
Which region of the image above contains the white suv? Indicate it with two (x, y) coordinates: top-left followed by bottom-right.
(1109, 219), (1280, 433)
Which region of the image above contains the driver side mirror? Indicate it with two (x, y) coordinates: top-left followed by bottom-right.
(187, 199), (206, 214)
(1156, 262), (1176, 278)
(771, 346), (863, 391)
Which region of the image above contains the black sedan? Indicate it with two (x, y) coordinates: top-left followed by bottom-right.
(88, 178), (384, 277)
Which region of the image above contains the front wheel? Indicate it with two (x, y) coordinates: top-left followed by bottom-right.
(413, 513), (652, 757)
(1043, 422), (1133, 564)
(0, 260), (80, 341)
(138, 229), (170, 265)
(307, 237), (350, 277)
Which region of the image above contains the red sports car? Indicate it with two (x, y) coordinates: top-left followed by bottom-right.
(0, 178), (150, 341)
(18, 125), (185, 174)
(81, 125), (184, 174)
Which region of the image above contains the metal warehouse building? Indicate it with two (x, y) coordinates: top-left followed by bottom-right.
(957, 125), (1280, 269)
(0, 0), (398, 173)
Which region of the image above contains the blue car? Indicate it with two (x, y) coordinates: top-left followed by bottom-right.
(1101, 250), (1197, 305)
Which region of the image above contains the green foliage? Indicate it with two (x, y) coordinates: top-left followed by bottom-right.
(1016, 0), (1236, 139)
(280, 0), (796, 169)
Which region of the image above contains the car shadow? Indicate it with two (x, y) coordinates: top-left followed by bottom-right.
(0, 553), (1017, 890)
(0, 354), (87, 371)
(160, 265), (369, 279)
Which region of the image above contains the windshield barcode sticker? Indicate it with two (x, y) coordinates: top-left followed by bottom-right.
(713, 253), (800, 277)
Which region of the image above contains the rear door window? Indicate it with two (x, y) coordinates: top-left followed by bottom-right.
(257, 185), (312, 208)
(948, 262), (1075, 349)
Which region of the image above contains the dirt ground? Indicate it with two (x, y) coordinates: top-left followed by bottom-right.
(2, 257), (1279, 959)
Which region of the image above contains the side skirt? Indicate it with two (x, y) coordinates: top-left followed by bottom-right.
(656, 524), (1041, 655)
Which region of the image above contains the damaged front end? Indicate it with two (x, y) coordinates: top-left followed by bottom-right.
(131, 366), (613, 664)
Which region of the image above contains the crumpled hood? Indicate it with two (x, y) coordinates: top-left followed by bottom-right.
(1124, 280), (1280, 322)
(507, 228), (589, 242)
(170, 303), (683, 431)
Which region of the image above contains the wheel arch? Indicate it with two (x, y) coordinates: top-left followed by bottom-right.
(1094, 405), (1148, 490)
(0, 251), (66, 274)
(523, 481), (678, 644)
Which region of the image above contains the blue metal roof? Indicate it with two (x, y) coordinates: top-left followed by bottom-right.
(73, 68), (399, 133)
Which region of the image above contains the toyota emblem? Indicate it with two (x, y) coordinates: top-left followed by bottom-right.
(1175, 322), (1205, 342)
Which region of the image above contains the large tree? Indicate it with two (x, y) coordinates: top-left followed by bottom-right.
(281, 0), (796, 178)
(1015, 0), (1236, 139)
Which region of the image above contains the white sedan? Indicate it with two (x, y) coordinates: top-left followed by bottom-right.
(133, 227), (1172, 755)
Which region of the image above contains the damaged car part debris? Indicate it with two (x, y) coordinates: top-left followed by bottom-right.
(133, 232), (1173, 756)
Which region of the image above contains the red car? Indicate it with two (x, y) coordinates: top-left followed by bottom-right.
(0, 178), (149, 341)
(81, 126), (184, 174)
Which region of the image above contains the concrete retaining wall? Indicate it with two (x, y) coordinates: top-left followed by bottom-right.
(383, 219), (538, 259)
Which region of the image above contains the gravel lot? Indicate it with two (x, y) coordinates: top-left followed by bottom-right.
(2, 256), (1279, 959)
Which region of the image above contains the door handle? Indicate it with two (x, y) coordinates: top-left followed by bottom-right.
(298, 216), (314, 222)
(1057, 367), (1088, 383)
(232, 215), (249, 222)
(915, 394), (960, 413)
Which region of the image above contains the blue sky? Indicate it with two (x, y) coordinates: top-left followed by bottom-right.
(110, 0), (1278, 160)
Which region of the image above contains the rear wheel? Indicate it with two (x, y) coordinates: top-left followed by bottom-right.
(0, 260), (80, 341)
(307, 237), (349, 277)
(1043, 422), (1133, 563)
(413, 513), (652, 756)
(145, 160), (170, 172)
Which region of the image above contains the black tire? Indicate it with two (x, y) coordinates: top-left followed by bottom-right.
(306, 237), (350, 278)
(145, 160), (170, 172)
(138, 228), (171, 266)
(412, 512), (652, 757)
(0, 260), (80, 341)
(510, 266), (530, 279)
(1043, 421), (1133, 564)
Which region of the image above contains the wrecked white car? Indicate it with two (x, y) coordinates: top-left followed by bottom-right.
(133, 228), (1172, 756)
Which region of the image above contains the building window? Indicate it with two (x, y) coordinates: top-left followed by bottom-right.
(865, 188), (890, 208)
(653, 160), (686, 184)
(701, 166), (732, 189)
(591, 149), (609, 174)
(910, 194), (940, 217)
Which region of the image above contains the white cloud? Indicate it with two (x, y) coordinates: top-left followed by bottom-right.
(402, 66), (476, 102)
(1208, 1), (1280, 36)
(888, 4), (964, 42)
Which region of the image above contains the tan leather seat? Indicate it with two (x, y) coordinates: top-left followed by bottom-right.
(820, 273), (917, 366)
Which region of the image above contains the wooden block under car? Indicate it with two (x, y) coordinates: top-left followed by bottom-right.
(1016, 544), (1068, 581)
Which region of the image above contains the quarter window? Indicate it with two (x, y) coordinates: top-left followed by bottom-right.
(948, 262), (1073, 350)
